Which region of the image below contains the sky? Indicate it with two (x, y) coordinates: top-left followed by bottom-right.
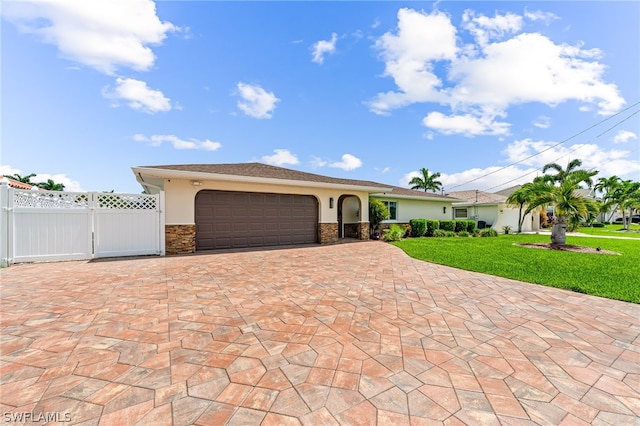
(1, 0), (639, 194)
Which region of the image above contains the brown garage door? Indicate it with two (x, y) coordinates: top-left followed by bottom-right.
(195, 190), (318, 250)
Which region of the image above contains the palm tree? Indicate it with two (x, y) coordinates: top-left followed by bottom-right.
(506, 182), (545, 233)
(609, 180), (640, 230)
(594, 175), (622, 222)
(36, 179), (65, 191)
(7, 173), (36, 184)
(409, 168), (443, 193)
(529, 160), (598, 245)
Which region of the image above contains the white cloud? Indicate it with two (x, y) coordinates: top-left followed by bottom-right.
(3, 0), (177, 75)
(103, 78), (171, 113)
(310, 156), (328, 168)
(612, 130), (637, 144)
(329, 154), (362, 171)
(0, 166), (83, 191)
(400, 171), (421, 187)
(134, 134), (221, 151)
(532, 116), (551, 129)
(236, 82), (280, 119)
(311, 32), (338, 64)
(441, 165), (539, 193)
(369, 7), (626, 136)
(261, 149), (299, 166)
(524, 8), (559, 25)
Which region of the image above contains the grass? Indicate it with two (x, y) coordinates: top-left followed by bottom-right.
(575, 223), (640, 238)
(392, 234), (640, 303)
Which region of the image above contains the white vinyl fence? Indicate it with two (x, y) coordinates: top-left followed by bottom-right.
(0, 180), (165, 266)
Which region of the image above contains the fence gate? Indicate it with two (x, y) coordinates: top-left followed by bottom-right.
(1, 182), (165, 266)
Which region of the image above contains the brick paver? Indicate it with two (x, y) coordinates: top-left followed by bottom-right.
(1, 241), (639, 425)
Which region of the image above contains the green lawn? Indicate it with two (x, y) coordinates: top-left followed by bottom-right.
(576, 223), (640, 238)
(392, 234), (640, 303)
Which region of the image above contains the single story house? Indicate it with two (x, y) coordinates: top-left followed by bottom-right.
(0, 176), (38, 190)
(132, 163), (460, 254)
(446, 189), (541, 232)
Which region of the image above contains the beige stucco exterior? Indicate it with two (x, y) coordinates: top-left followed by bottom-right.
(453, 204), (541, 232)
(374, 196), (453, 224)
(162, 177), (371, 225)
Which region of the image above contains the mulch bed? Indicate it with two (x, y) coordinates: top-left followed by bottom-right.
(516, 243), (620, 255)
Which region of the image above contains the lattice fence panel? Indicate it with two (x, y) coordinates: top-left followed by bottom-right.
(97, 193), (157, 210)
(14, 190), (90, 209)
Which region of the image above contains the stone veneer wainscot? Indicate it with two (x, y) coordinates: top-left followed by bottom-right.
(318, 223), (338, 244)
(165, 224), (196, 254)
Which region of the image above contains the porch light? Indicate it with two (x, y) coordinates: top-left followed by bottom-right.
(329, 197), (334, 208)
(443, 206), (446, 214)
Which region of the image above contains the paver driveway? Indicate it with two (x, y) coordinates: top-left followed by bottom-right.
(1, 241), (639, 425)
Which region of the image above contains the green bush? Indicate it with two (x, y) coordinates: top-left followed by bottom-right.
(591, 221), (605, 228)
(439, 220), (455, 232)
(425, 220), (439, 237)
(465, 220), (476, 233)
(454, 220), (466, 233)
(444, 231), (457, 237)
(433, 229), (447, 237)
(382, 224), (406, 242)
(479, 228), (498, 237)
(409, 219), (427, 237)
(458, 230), (470, 237)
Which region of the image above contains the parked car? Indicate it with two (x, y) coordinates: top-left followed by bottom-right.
(614, 214), (640, 223)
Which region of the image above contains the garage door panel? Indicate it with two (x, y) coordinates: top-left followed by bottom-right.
(195, 190), (318, 250)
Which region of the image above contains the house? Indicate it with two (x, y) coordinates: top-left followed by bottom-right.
(446, 189), (541, 232)
(0, 176), (38, 190)
(132, 163), (460, 254)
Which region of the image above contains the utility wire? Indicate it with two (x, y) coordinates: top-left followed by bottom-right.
(446, 101), (640, 191)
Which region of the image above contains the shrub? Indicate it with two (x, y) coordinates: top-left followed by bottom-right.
(465, 220), (476, 233)
(403, 223), (412, 237)
(458, 230), (470, 237)
(502, 225), (512, 234)
(591, 221), (605, 228)
(439, 220), (455, 232)
(409, 219), (427, 237)
(603, 221), (611, 225)
(479, 228), (498, 237)
(425, 219), (439, 237)
(454, 220), (466, 233)
(369, 198), (389, 236)
(382, 224), (406, 242)
(433, 229), (447, 237)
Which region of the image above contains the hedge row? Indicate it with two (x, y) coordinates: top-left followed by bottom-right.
(409, 219), (476, 237)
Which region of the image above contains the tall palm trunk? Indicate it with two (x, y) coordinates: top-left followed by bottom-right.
(551, 215), (567, 245)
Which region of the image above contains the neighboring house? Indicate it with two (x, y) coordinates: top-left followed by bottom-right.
(132, 163), (460, 254)
(446, 189), (541, 232)
(0, 176), (38, 190)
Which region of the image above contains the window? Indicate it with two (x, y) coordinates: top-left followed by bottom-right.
(454, 208), (468, 219)
(382, 201), (397, 220)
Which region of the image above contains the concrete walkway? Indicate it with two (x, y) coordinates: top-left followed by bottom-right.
(1, 241), (638, 425)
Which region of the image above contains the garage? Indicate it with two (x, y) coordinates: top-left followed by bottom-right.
(195, 190), (318, 250)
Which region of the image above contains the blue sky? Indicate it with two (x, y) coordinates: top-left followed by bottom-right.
(2, 1), (639, 193)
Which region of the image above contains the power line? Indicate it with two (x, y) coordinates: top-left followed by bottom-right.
(446, 101), (640, 191)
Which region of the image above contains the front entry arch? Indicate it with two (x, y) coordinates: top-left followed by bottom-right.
(338, 195), (361, 239)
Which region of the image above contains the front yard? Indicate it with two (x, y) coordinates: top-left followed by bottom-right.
(392, 234), (640, 303)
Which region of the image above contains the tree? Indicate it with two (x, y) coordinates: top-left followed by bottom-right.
(369, 198), (389, 238)
(529, 162), (598, 245)
(36, 179), (65, 191)
(7, 173), (36, 184)
(409, 168), (443, 193)
(609, 180), (640, 230)
(505, 182), (544, 233)
(594, 175), (622, 222)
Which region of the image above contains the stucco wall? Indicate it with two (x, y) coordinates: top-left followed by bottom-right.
(454, 204), (540, 232)
(163, 178), (370, 225)
(374, 197), (453, 223)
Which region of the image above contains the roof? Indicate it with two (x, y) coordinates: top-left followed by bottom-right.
(493, 185), (522, 197)
(446, 190), (506, 205)
(0, 176), (37, 190)
(372, 186), (460, 201)
(134, 163), (391, 192)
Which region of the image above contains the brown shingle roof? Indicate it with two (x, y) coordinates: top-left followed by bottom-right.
(142, 163), (391, 189)
(446, 190), (506, 205)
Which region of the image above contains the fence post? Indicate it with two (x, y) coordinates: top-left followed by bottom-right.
(0, 178), (11, 267)
(159, 191), (166, 256)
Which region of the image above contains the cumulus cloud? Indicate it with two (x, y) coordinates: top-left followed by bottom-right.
(369, 7), (626, 136)
(236, 82), (280, 119)
(311, 32), (338, 64)
(329, 154), (362, 171)
(261, 149), (299, 166)
(532, 116), (551, 129)
(310, 156), (328, 168)
(0, 165), (84, 191)
(612, 130), (637, 144)
(134, 134), (221, 151)
(103, 78), (171, 113)
(3, 0), (177, 75)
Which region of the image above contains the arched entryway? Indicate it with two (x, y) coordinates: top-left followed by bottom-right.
(337, 194), (361, 239)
